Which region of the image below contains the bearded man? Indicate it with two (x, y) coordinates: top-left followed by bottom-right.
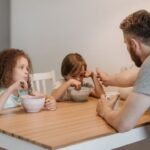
(96, 10), (150, 132)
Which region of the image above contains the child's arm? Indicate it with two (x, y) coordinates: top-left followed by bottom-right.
(0, 87), (15, 111)
(0, 80), (28, 111)
(90, 72), (105, 98)
(51, 79), (81, 101)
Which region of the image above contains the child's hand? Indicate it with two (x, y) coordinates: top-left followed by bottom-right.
(84, 70), (94, 78)
(45, 96), (56, 111)
(69, 79), (81, 90)
(11, 80), (28, 92)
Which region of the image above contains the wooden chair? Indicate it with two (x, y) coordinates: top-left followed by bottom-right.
(30, 70), (56, 94)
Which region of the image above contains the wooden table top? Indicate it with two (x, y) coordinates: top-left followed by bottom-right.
(0, 97), (150, 150)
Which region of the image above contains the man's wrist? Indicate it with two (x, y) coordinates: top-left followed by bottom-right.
(108, 75), (116, 86)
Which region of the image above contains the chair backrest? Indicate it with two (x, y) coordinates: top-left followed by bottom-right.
(30, 70), (56, 94)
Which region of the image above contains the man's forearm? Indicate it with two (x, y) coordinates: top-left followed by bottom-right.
(103, 109), (123, 132)
(110, 68), (139, 87)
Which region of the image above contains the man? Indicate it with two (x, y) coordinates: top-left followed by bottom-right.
(96, 10), (150, 132)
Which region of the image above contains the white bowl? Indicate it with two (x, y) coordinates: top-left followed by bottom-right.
(68, 87), (91, 102)
(106, 91), (120, 109)
(106, 91), (120, 99)
(21, 95), (45, 113)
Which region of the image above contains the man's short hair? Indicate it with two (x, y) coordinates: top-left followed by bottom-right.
(120, 10), (150, 45)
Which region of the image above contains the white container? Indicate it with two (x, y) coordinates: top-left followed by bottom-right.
(106, 91), (120, 99)
(118, 87), (133, 100)
(106, 91), (120, 109)
(68, 87), (91, 102)
(21, 95), (45, 113)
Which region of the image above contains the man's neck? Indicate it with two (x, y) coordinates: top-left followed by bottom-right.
(141, 44), (150, 61)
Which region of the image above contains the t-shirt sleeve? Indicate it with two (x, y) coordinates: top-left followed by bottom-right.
(133, 56), (150, 96)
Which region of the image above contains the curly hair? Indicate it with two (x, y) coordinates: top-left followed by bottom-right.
(0, 48), (33, 88)
(61, 53), (87, 77)
(120, 10), (150, 45)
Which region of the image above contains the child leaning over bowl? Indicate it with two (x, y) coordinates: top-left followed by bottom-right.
(0, 48), (56, 112)
(51, 53), (105, 101)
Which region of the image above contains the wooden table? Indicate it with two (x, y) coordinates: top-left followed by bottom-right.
(0, 97), (150, 150)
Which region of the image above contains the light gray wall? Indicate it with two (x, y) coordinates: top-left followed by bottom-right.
(10, 0), (150, 80)
(0, 0), (10, 50)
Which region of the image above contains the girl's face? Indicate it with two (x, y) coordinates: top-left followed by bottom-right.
(65, 65), (85, 83)
(12, 57), (29, 82)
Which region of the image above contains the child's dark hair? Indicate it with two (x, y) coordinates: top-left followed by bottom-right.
(0, 48), (33, 88)
(61, 53), (87, 77)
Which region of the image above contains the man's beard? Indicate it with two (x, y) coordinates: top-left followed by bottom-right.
(128, 46), (142, 67)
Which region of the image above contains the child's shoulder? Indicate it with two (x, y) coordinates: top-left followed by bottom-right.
(53, 79), (65, 89)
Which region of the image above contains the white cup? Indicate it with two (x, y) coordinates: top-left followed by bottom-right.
(106, 91), (120, 109)
(118, 87), (133, 100)
(106, 91), (120, 99)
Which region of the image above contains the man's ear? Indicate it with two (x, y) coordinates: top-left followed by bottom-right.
(130, 38), (141, 55)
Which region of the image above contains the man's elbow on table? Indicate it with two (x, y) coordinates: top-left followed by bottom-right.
(106, 115), (134, 132)
(115, 122), (133, 133)
(105, 112), (134, 132)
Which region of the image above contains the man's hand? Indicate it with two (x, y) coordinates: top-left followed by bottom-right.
(96, 68), (112, 86)
(96, 94), (119, 118)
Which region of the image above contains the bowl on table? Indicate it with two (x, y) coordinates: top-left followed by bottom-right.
(21, 95), (45, 113)
(105, 91), (120, 109)
(68, 86), (91, 102)
(106, 91), (120, 99)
